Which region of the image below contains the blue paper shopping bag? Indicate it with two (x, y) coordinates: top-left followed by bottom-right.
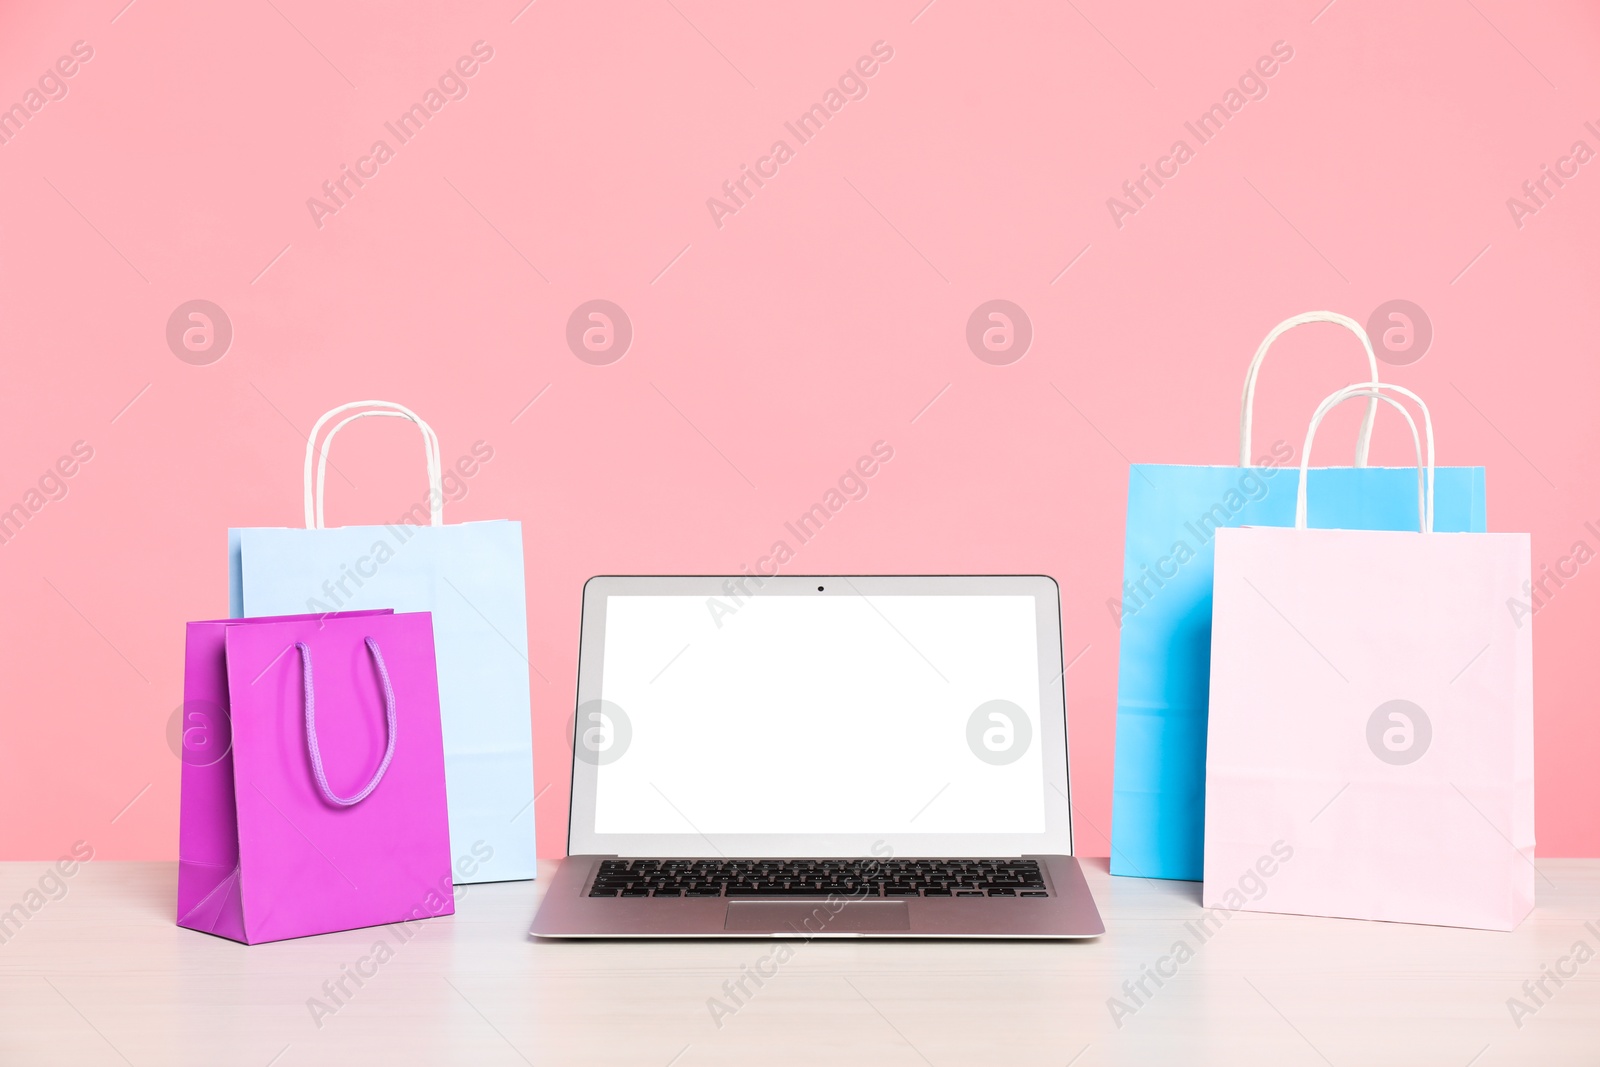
(1108, 313), (1486, 881)
(230, 401), (536, 884)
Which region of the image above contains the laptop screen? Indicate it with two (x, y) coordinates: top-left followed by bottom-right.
(587, 592), (1047, 839)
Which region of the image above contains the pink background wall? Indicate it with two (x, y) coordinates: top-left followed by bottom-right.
(2, 0), (1596, 861)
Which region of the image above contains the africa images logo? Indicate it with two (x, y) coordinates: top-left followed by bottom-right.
(966, 301), (1032, 366)
(570, 699), (632, 766)
(566, 300), (633, 365)
(966, 700), (1032, 765)
(1366, 699), (1431, 765)
(166, 300), (233, 365)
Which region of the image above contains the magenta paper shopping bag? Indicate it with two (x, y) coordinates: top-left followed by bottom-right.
(1205, 384), (1533, 930)
(177, 610), (456, 943)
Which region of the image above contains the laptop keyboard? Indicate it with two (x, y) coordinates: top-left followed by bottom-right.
(588, 858), (1049, 898)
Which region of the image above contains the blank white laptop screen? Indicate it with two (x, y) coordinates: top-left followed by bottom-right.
(592, 594), (1045, 836)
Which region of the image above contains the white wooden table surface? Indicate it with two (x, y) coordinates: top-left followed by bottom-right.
(1, 859), (1596, 1065)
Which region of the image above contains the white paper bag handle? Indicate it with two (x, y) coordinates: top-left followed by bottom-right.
(303, 401), (444, 530)
(1296, 383), (1435, 534)
(1240, 311), (1381, 468)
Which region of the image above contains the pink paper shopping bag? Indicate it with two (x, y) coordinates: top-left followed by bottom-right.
(1205, 383), (1534, 930)
(177, 610), (456, 943)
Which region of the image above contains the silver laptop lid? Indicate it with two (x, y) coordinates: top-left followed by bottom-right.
(566, 575), (1074, 858)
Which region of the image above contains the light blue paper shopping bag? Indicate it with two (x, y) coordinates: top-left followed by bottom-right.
(1109, 313), (1487, 881)
(230, 401), (536, 884)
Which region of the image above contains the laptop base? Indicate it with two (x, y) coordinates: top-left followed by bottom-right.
(530, 854), (1104, 939)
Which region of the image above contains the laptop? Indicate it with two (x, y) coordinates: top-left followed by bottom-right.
(530, 575), (1104, 938)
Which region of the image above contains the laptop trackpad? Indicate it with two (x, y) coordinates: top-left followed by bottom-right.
(724, 901), (911, 933)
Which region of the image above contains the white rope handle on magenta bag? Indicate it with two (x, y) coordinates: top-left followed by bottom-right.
(1296, 383), (1435, 534)
(302, 401), (445, 529)
(1239, 311), (1382, 468)
(296, 638), (398, 806)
